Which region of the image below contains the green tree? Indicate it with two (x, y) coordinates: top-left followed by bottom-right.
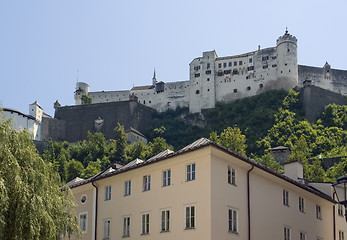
(81, 94), (92, 104)
(0, 118), (80, 239)
(288, 135), (311, 163)
(209, 126), (247, 156)
(67, 159), (85, 182)
(305, 158), (327, 182)
(82, 160), (101, 179)
(253, 153), (283, 173)
(112, 123), (127, 163)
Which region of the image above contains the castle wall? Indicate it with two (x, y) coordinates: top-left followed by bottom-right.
(2, 108), (41, 140)
(302, 85), (347, 122)
(298, 65), (347, 95)
(54, 101), (155, 142)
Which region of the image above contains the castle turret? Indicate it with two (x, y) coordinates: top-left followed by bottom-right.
(276, 29), (298, 90)
(74, 82), (90, 105)
(29, 101), (43, 122)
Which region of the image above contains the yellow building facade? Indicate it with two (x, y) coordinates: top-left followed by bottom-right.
(67, 138), (347, 240)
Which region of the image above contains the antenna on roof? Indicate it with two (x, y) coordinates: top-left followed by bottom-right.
(76, 68), (79, 83)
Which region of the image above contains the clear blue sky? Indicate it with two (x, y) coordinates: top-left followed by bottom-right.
(1, 0), (346, 116)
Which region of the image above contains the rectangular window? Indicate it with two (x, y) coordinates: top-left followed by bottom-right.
(239, 61), (242, 65)
(229, 62), (232, 67)
(340, 231), (345, 240)
(233, 61), (237, 66)
(124, 180), (131, 196)
(228, 166), (236, 185)
(123, 216), (130, 237)
(283, 190), (289, 206)
(224, 70), (231, 74)
(263, 65), (268, 69)
(300, 232), (306, 240)
(247, 66), (254, 71)
(338, 204), (344, 216)
(316, 205), (322, 219)
(223, 62), (227, 68)
(103, 220), (111, 239)
(161, 210), (170, 232)
(207, 63), (210, 69)
(186, 163), (196, 181)
(249, 58), (252, 63)
(272, 64), (277, 68)
(105, 186), (111, 200)
(218, 63), (222, 68)
(163, 169), (171, 187)
(195, 73), (200, 78)
(185, 205), (196, 229)
(299, 197), (304, 213)
(205, 70), (211, 74)
(284, 227), (291, 240)
(143, 175), (151, 191)
(79, 212), (88, 233)
(262, 56), (269, 61)
(141, 213), (150, 235)
(228, 209), (238, 233)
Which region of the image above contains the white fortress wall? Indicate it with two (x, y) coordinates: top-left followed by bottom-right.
(89, 90), (130, 104)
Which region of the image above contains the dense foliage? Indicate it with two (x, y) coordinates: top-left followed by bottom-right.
(0, 118), (80, 240)
(42, 124), (173, 183)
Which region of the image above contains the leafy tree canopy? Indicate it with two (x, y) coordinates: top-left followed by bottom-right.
(0, 117), (80, 240)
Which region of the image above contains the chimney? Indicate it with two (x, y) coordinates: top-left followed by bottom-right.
(283, 161), (304, 182)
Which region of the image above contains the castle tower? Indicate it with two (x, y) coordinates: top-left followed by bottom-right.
(29, 101), (43, 122)
(74, 82), (90, 105)
(189, 50), (217, 113)
(152, 69), (157, 86)
(276, 29), (298, 90)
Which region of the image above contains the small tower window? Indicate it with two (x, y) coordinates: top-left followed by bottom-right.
(233, 89), (237, 93)
(196, 90), (200, 94)
(287, 49), (290, 52)
(247, 86), (251, 91)
(259, 84), (263, 88)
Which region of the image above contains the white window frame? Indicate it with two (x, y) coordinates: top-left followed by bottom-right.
(299, 197), (304, 213)
(143, 175), (151, 191)
(161, 209), (170, 232)
(284, 226), (291, 240)
(105, 185), (111, 201)
(316, 205), (322, 219)
(283, 189), (289, 206)
(340, 230), (345, 240)
(163, 169), (171, 187)
(103, 219), (111, 240)
(141, 213), (150, 235)
(185, 205), (196, 229)
(122, 216), (130, 237)
(124, 180), (131, 196)
(186, 163), (196, 181)
(300, 232), (306, 240)
(79, 212), (88, 233)
(228, 208), (238, 233)
(228, 166), (236, 185)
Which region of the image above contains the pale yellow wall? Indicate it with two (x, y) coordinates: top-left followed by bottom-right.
(72, 183), (95, 240)
(209, 147), (337, 240)
(70, 145), (347, 240)
(94, 148), (212, 240)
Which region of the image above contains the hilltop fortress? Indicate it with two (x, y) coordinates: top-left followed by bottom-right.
(74, 30), (347, 113)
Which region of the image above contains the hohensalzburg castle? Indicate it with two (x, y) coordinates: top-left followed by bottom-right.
(74, 30), (347, 113)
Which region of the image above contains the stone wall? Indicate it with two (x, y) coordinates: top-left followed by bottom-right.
(54, 101), (155, 142)
(302, 85), (347, 122)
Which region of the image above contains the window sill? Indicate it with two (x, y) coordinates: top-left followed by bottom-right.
(160, 230), (170, 233)
(228, 230), (239, 235)
(228, 183), (237, 187)
(141, 233), (149, 235)
(184, 227), (195, 230)
(122, 235), (130, 238)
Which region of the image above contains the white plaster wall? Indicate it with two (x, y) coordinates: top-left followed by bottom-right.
(2, 110), (41, 140)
